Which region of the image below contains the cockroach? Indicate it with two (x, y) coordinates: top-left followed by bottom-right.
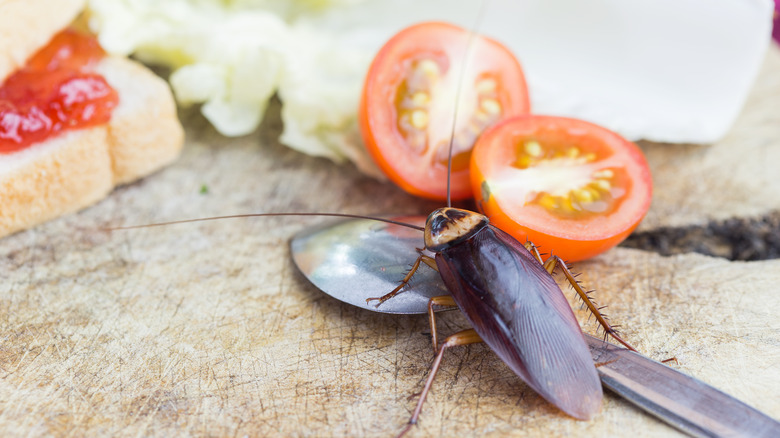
(125, 186), (637, 437)
(118, 206), (636, 435)
(113, 9), (639, 438)
(376, 208), (635, 436)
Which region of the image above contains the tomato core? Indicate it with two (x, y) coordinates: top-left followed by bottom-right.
(510, 139), (630, 219)
(394, 58), (505, 174)
(0, 29), (117, 153)
(360, 22), (530, 201)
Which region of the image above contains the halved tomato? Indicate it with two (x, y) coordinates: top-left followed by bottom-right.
(359, 22), (530, 201)
(471, 116), (652, 261)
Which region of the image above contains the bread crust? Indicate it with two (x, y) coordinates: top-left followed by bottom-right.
(0, 56), (184, 238)
(99, 57), (184, 185)
(0, 0), (87, 82)
(0, 129), (113, 237)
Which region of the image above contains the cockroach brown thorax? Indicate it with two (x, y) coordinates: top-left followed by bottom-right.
(424, 208), (489, 252)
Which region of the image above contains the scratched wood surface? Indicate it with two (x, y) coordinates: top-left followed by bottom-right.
(1, 48), (780, 438)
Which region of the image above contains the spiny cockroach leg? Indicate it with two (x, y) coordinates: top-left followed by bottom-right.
(366, 253), (433, 306)
(523, 241), (544, 264)
(523, 241), (636, 350)
(415, 248), (439, 271)
(397, 328), (483, 438)
(543, 255), (637, 352)
(427, 296), (458, 354)
(367, 253), (437, 306)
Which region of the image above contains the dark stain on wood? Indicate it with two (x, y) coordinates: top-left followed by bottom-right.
(623, 210), (780, 261)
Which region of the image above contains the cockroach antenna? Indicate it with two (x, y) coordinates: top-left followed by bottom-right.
(106, 213), (424, 232)
(445, 0), (491, 208)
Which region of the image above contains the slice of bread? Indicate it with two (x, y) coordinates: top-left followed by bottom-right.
(0, 0), (87, 82)
(0, 55), (184, 238)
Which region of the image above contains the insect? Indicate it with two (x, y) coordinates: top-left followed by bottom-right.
(121, 188), (638, 437)
(114, 30), (645, 438)
(347, 206), (633, 436)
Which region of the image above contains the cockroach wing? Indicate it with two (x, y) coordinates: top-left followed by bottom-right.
(436, 225), (602, 420)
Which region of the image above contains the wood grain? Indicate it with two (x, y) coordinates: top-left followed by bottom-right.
(1, 46), (779, 438)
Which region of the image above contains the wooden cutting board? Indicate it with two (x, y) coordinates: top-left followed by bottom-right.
(1, 48), (779, 438)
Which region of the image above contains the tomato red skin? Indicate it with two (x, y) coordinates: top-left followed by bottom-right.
(359, 22), (530, 201)
(470, 115), (653, 262)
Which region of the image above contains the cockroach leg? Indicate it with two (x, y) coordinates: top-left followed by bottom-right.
(594, 358), (620, 368)
(427, 296), (458, 354)
(366, 254), (426, 305)
(523, 241), (544, 264)
(417, 250), (438, 271)
(543, 255), (638, 352)
(367, 252), (437, 306)
(398, 329), (483, 438)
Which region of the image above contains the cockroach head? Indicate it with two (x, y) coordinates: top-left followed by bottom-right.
(424, 208), (489, 252)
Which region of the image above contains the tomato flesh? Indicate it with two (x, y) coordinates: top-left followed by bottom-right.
(360, 22), (530, 201)
(471, 116), (652, 261)
(0, 29), (117, 153)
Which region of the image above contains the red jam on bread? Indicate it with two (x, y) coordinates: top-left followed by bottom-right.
(0, 29), (118, 153)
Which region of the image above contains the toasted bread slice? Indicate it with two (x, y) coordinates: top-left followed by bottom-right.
(0, 56), (184, 238)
